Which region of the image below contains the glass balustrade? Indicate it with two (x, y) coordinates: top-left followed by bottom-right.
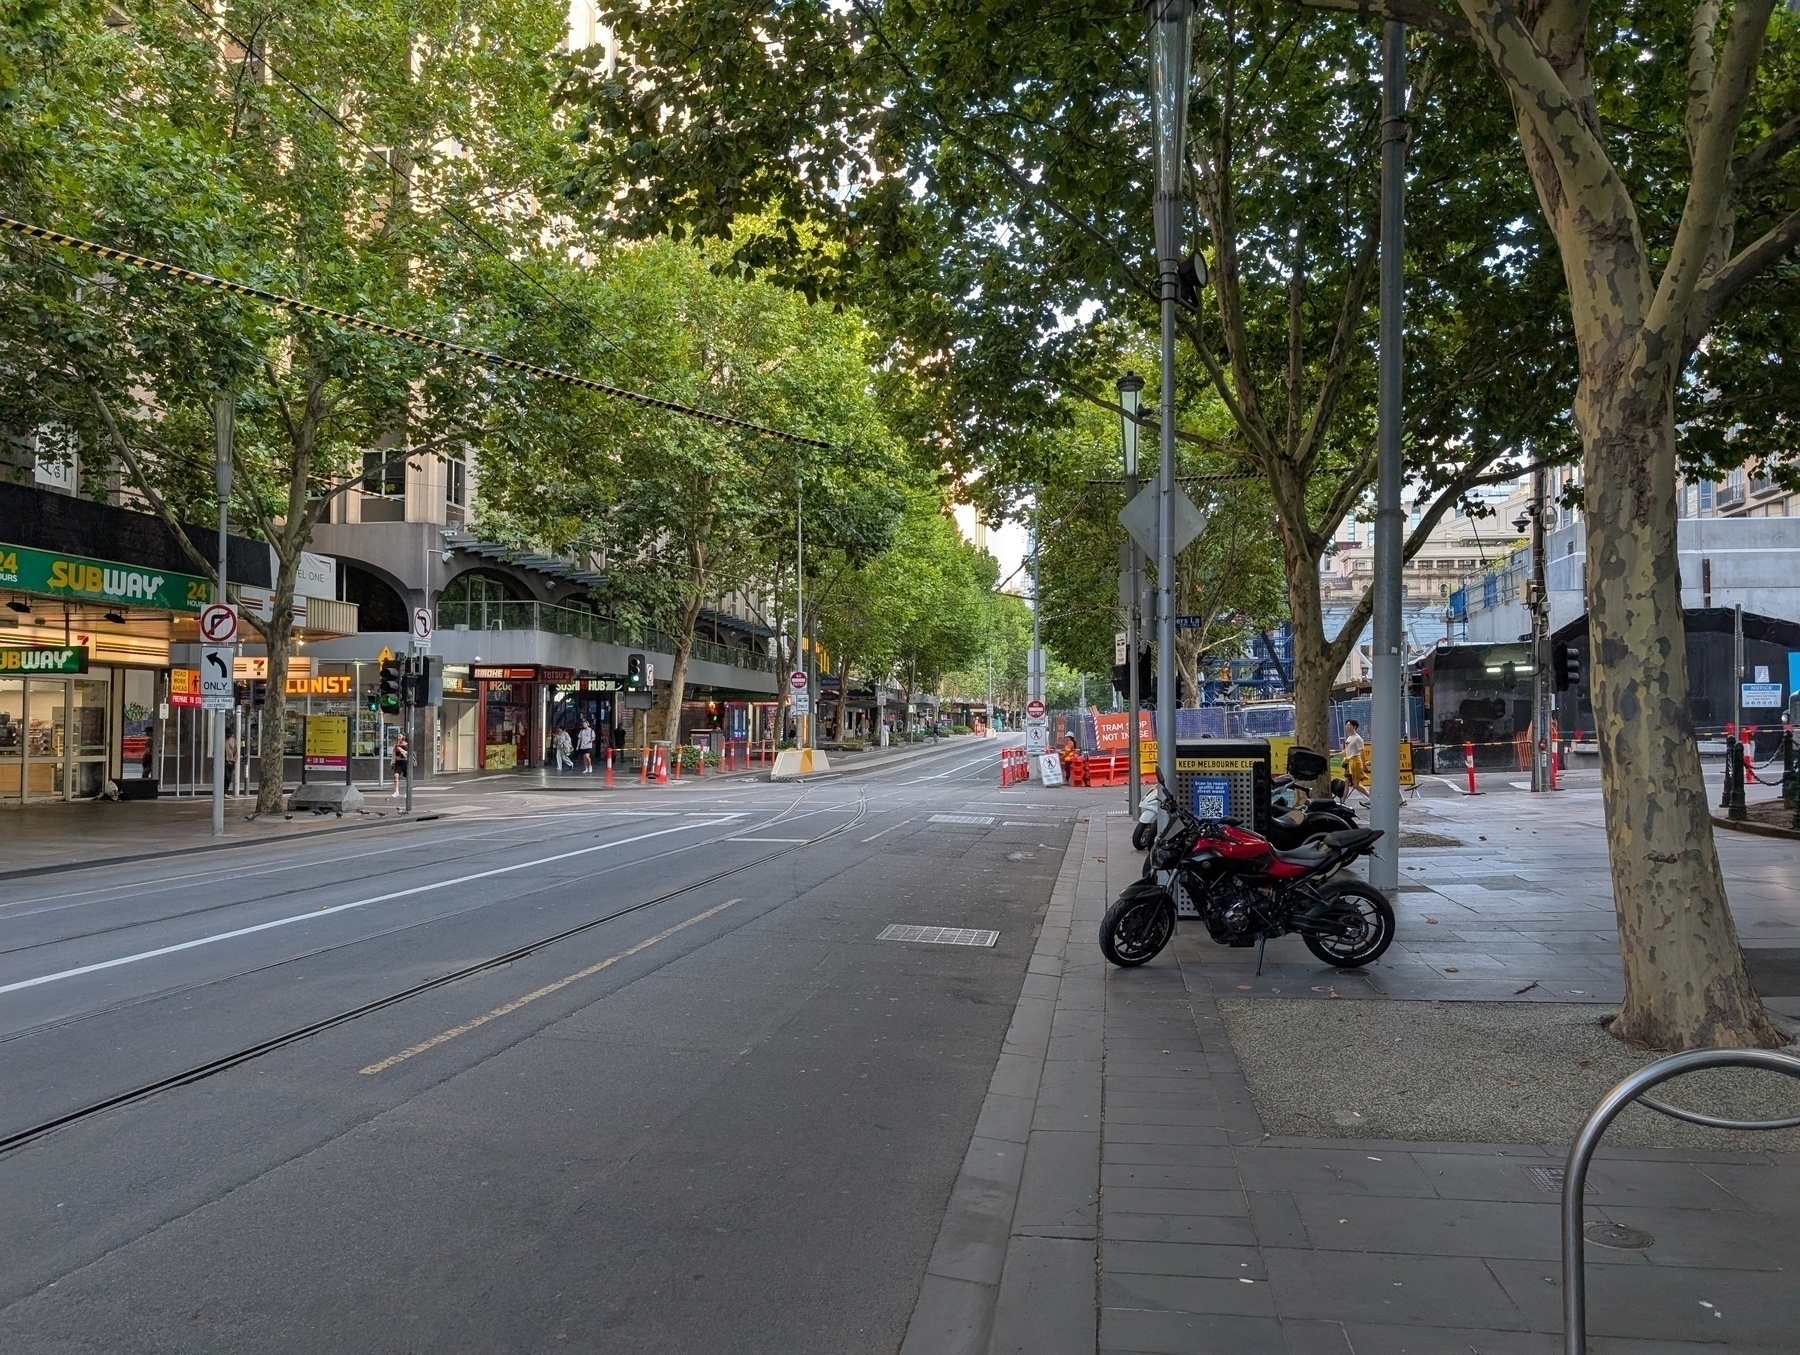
(432, 600), (773, 672)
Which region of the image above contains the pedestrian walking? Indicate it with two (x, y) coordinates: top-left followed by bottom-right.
(576, 718), (596, 774)
(554, 725), (574, 772)
(1341, 719), (1368, 802)
(390, 730), (409, 798)
(223, 728), (238, 796)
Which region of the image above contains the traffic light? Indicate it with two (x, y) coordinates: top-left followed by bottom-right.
(1552, 641), (1581, 692)
(378, 658), (402, 713)
(1137, 647), (1156, 709)
(625, 653), (646, 690)
(707, 701), (722, 727)
(1111, 661), (1129, 700)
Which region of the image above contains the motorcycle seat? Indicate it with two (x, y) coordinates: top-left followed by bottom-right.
(1269, 827), (1381, 867)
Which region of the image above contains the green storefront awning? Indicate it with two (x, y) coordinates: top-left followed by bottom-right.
(0, 646), (89, 674)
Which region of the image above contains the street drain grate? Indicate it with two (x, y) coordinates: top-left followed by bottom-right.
(928, 814), (996, 826)
(879, 925), (999, 947)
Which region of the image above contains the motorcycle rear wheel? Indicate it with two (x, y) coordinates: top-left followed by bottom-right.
(1302, 881), (1395, 968)
(1100, 887), (1175, 967)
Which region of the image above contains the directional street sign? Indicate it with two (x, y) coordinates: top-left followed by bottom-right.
(1115, 631), (1129, 665)
(198, 602), (238, 645)
(412, 607), (434, 642)
(792, 692), (811, 715)
(200, 645), (235, 710)
(1118, 483), (1206, 559)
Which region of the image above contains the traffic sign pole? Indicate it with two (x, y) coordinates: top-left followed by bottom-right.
(211, 394), (233, 838)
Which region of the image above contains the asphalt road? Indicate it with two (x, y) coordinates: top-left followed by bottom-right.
(0, 739), (1087, 1353)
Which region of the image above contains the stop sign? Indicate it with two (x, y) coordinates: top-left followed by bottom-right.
(1026, 698), (1045, 719)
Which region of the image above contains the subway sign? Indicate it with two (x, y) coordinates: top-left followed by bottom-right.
(0, 646), (89, 674)
(0, 543), (212, 613)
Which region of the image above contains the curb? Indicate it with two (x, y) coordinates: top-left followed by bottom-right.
(898, 809), (1089, 1355)
(0, 809), (442, 882)
(1713, 811), (1800, 842)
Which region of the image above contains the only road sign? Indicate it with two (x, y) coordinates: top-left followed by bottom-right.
(198, 602), (238, 644)
(201, 645), (235, 710)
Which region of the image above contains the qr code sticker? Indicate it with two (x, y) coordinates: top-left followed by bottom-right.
(1195, 792), (1226, 818)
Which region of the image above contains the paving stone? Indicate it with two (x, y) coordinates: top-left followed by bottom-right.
(1103, 1186), (1248, 1217)
(1234, 1145), (1439, 1198)
(1101, 1212), (1259, 1247)
(1338, 1320), (1557, 1354)
(1289, 1190), (1562, 1261)
(1012, 1129), (1100, 1237)
(989, 1236), (1096, 1355)
(1101, 1269), (1276, 1317)
(1100, 1307), (1290, 1354)
(1487, 1254), (1799, 1346)
(1260, 1247), (1527, 1327)
(1102, 1239), (1265, 1279)
(1101, 1161), (1241, 1193)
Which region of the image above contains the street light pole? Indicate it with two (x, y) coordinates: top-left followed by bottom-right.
(1118, 373), (1145, 815)
(1529, 471), (1551, 791)
(1150, 0), (1193, 784)
(1369, 20), (1407, 897)
(211, 392), (233, 839)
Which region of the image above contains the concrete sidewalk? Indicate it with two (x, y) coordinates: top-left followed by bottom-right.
(903, 797), (1800, 1353)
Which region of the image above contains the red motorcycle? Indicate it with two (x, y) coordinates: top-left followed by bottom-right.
(1100, 787), (1394, 971)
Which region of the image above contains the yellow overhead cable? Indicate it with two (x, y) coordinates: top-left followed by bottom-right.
(0, 215), (838, 451)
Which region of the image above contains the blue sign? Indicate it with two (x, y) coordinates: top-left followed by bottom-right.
(1191, 776), (1231, 820)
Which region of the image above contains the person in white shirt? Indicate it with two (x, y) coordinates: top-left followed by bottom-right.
(1341, 720), (1367, 801)
(576, 718), (596, 774)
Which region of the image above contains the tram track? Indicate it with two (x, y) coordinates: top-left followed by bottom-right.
(0, 790), (868, 1157)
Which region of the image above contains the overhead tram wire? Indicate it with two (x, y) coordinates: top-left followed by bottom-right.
(164, 0), (684, 406)
(0, 216), (837, 451)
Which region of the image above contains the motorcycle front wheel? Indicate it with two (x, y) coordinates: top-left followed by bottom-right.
(1131, 821), (1156, 851)
(1100, 886), (1176, 967)
(1302, 881), (1395, 968)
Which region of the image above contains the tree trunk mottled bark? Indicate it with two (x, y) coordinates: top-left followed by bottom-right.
(1583, 379), (1780, 1049)
(661, 591), (705, 747)
(1283, 550), (1336, 761)
(254, 561), (299, 816)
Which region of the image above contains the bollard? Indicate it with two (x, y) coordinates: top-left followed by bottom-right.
(1727, 735), (1748, 821)
(1550, 738), (1560, 791)
(1721, 727), (1735, 808)
(605, 745), (614, 788)
(1782, 727), (1796, 809)
(1464, 741), (1478, 795)
(638, 749), (648, 786)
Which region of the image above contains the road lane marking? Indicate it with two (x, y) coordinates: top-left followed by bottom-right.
(860, 820), (912, 843)
(359, 898), (743, 1074)
(725, 837), (809, 842)
(0, 821), (732, 997)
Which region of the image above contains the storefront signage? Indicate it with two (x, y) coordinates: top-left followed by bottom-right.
(0, 645), (88, 674)
(286, 674), (354, 697)
(541, 666), (575, 682)
(0, 542), (211, 612)
(475, 666), (538, 681)
(303, 715), (350, 770)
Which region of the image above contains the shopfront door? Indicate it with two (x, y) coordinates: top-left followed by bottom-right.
(0, 676), (111, 802)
